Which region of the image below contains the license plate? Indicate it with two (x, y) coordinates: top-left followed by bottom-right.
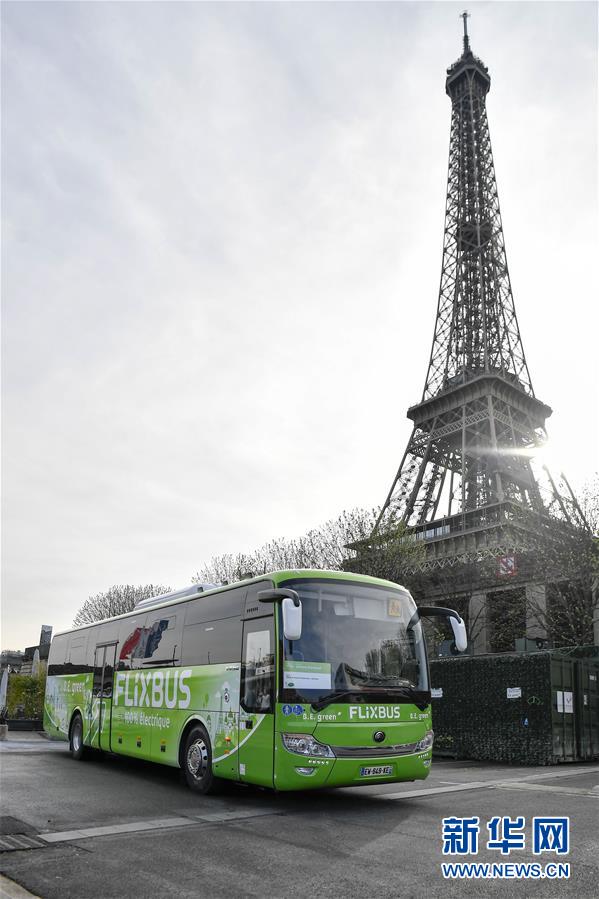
(360, 765), (393, 777)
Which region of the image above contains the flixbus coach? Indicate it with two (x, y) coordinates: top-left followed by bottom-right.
(44, 570), (466, 793)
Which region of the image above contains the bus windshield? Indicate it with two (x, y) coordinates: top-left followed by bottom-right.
(279, 579), (429, 706)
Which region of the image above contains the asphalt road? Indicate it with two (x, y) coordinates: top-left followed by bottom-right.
(1, 734), (597, 898)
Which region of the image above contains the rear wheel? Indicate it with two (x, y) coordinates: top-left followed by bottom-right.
(182, 725), (219, 794)
(69, 713), (85, 760)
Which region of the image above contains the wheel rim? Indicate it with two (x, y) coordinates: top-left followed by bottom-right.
(187, 738), (208, 780)
(72, 721), (81, 752)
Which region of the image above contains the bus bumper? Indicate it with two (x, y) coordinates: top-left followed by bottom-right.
(274, 736), (432, 791)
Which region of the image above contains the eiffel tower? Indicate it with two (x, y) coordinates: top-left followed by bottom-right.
(366, 14), (587, 650)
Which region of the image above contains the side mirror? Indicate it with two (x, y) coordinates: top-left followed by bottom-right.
(257, 588), (303, 641)
(450, 616), (468, 652)
(282, 596), (302, 641)
(258, 588), (299, 606)
(409, 605), (468, 653)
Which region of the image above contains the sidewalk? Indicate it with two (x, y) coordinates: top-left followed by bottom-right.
(0, 732), (67, 753)
(0, 875), (40, 899)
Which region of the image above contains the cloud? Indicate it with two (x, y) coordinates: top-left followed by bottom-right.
(2, 2), (597, 647)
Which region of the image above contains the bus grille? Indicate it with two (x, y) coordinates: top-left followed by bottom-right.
(331, 741), (419, 758)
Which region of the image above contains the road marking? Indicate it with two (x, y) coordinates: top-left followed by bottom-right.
(381, 766), (599, 801)
(189, 809), (278, 823)
(39, 808), (281, 844)
(495, 782), (599, 798)
(40, 817), (192, 843)
(384, 782), (489, 800)
(0, 835), (48, 853)
(490, 767), (598, 782)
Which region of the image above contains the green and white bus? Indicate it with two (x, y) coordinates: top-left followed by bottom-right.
(44, 570), (466, 793)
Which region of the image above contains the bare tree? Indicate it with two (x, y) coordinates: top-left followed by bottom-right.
(192, 475), (598, 650)
(525, 537), (598, 648)
(517, 474), (598, 647)
(73, 584), (171, 627)
(193, 508), (424, 587)
(579, 473), (599, 534)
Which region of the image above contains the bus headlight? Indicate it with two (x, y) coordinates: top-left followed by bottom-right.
(416, 730), (434, 752)
(282, 733), (335, 758)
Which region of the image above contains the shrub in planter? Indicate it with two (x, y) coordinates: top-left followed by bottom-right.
(7, 672), (46, 720)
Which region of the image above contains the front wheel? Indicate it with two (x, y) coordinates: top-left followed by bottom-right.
(182, 725), (219, 794)
(69, 713), (85, 760)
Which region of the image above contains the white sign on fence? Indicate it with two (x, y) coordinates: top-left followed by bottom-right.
(506, 687), (522, 699)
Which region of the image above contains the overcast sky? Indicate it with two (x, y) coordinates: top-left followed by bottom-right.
(2, 1), (597, 650)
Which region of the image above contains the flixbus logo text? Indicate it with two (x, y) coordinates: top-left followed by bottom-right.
(348, 706), (402, 720)
(114, 670), (192, 709)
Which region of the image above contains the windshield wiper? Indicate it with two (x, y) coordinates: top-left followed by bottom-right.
(311, 686), (425, 712)
(311, 690), (362, 711)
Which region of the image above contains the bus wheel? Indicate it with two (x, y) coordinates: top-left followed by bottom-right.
(182, 725), (217, 794)
(69, 713), (85, 761)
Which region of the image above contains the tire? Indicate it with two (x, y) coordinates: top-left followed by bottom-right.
(69, 713), (85, 761)
(182, 725), (219, 794)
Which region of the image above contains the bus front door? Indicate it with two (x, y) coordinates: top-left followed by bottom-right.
(89, 643), (117, 751)
(238, 617), (275, 787)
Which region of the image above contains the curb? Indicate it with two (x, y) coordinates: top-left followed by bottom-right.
(0, 875), (41, 899)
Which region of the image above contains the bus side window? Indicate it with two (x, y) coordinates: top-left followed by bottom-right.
(204, 618), (240, 665)
(90, 646), (113, 698)
(185, 587), (246, 626)
(140, 614), (181, 667)
(101, 646), (116, 698)
(241, 618), (274, 714)
(47, 634), (69, 676)
(117, 616), (147, 670)
(86, 631), (95, 675)
(181, 624), (203, 667)
(69, 636), (89, 675)
(181, 618), (240, 666)
(181, 586), (246, 666)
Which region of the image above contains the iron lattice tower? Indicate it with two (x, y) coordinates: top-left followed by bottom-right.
(372, 15), (586, 584)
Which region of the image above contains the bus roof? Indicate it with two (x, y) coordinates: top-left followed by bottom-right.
(54, 569), (410, 638)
